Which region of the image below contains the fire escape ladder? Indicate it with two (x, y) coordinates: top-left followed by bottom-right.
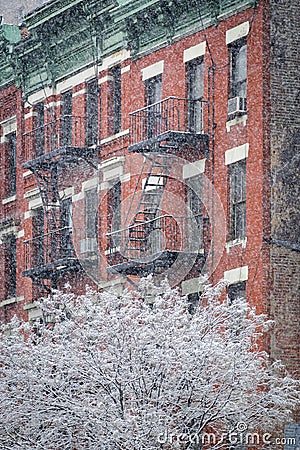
(125, 153), (174, 257)
(34, 164), (70, 263)
(34, 167), (61, 228)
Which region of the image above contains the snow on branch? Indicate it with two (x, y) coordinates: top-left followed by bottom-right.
(0, 278), (299, 449)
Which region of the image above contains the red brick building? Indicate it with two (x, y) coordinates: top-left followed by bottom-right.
(0, 0), (299, 401)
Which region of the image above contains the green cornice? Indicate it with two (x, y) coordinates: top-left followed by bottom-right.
(0, 0), (259, 96)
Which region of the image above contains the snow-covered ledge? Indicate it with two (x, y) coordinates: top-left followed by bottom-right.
(225, 236), (247, 253)
(181, 277), (205, 295)
(0, 296), (24, 307)
(224, 266), (248, 285)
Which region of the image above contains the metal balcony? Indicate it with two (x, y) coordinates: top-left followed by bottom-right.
(129, 96), (209, 154)
(106, 215), (204, 275)
(23, 115), (96, 169)
(23, 227), (80, 279)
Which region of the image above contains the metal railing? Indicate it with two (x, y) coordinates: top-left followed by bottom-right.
(129, 96), (207, 147)
(24, 227), (75, 271)
(106, 214), (203, 262)
(24, 115), (88, 161)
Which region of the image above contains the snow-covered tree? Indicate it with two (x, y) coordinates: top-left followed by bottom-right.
(0, 278), (299, 449)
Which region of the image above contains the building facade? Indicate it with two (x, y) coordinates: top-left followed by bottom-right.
(0, 0), (299, 399)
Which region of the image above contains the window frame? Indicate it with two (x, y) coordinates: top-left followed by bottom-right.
(86, 78), (99, 146)
(35, 102), (45, 157)
(109, 65), (122, 135)
(61, 89), (73, 146)
(186, 56), (204, 133)
(5, 131), (17, 197)
(33, 207), (45, 267)
(144, 74), (162, 139)
(227, 281), (246, 303)
(85, 188), (98, 240)
(229, 37), (247, 100)
(107, 181), (121, 248)
(60, 198), (73, 257)
(228, 159), (246, 241)
(4, 235), (17, 299)
(187, 292), (202, 315)
(186, 174), (203, 249)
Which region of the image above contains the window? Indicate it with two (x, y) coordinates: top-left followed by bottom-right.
(85, 188), (98, 240)
(86, 78), (98, 146)
(145, 75), (162, 138)
(34, 207), (45, 266)
(109, 65), (121, 135)
(187, 175), (203, 248)
(4, 235), (16, 299)
(227, 282), (247, 340)
(61, 90), (72, 146)
(229, 37), (247, 99)
(227, 281), (246, 303)
(35, 102), (44, 157)
(229, 159), (246, 240)
(61, 198), (73, 257)
(187, 292), (201, 315)
(107, 181), (121, 247)
(186, 57), (204, 132)
(5, 132), (16, 196)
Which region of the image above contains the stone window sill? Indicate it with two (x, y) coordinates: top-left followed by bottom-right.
(0, 295), (24, 307)
(2, 194), (16, 205)
(100, 129), (129, 145)
(226, 114), (247, 132)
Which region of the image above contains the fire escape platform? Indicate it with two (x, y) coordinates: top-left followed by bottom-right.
(107, 250), (203, 276)
(128, 131), (209, 154)
(23, 146), (97, 170)
(22, 256), (81, 280)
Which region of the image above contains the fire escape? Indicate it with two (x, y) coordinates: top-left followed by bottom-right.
(106, 96), (208, 276)
(23, 115), (97, 297)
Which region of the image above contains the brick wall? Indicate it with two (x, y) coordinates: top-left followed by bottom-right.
(269, 0), (300, 381)
(270, 247), (300, 378)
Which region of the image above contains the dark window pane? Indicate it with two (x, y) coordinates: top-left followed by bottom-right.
(4, 236), (16, 298)
(229, 160), (246, 240)
(234, 203), (245, 239)
(109, 65), (122, 135)
(187, 292), (201, 315)
(186, 57), (204, 132)
(7, 132), (16, 196)
(61, 198), (73, 256)
(229, 38), (247, 99)
(146, 75), (162, 106)
(85, 189), (98, 239)
(61, 90), (72, 146)
(107, 181), (121, 246)
(227, 281), (246, 303)
(111, 181), (121, 230)
(9, 236), (16, 297)
(145, 75), (162, 139)
(86, 78), (98, 146)
(35, 102), (45, 156)
(35, 207), (44, 266)
(187, 176), (203, 247)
